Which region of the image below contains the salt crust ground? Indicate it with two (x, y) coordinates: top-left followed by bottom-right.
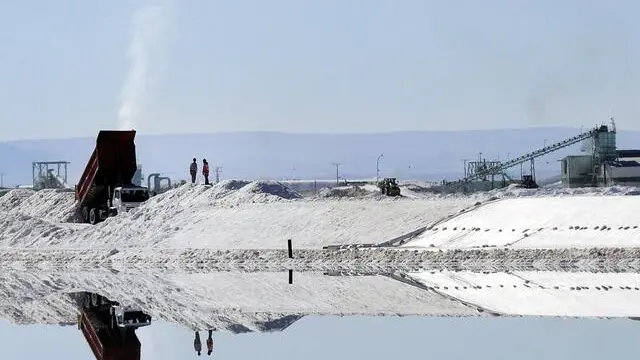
(405, 195), (640, 249)
(0, 181), (475, 249)
(1, 181), (638, 251)
(4, 247), (640, 276)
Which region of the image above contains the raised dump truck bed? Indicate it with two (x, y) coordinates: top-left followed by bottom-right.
(79, 312), (142, 360)
(75, 130), (148, 224)
(76, 130), (138, 207)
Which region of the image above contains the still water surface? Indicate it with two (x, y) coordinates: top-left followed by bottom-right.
(2, 269), (640, 359)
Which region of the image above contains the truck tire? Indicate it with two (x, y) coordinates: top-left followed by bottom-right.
(89, 208), (98, 225)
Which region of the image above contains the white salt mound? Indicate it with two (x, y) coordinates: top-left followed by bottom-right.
(195, 180), (252, 204)
(315, 186), (385, 200)
(0, 189), (36, 212)
(226, 181), (301, 203)
(0, 212), (75, 247)
(14, 189), (76, 222)
(2, 179), (639, 251)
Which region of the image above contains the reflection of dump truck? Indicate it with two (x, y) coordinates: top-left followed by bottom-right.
(378, 178), (401, 196)
(75, 130), (150, 224)
(77, 292), (152, 360)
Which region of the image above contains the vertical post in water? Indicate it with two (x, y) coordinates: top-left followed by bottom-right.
(287, 239), (293, 284)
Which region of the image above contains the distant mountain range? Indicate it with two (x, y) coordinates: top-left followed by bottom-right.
(1, 127), (638, 187)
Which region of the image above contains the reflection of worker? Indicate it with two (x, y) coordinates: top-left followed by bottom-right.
(194, 331), (202, 356)
(202, 159), (210, 185)
(207, 329), (214, 356)
(190, 158), (198, 184)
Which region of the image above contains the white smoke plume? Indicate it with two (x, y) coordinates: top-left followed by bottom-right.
(118, 0), (171, 130)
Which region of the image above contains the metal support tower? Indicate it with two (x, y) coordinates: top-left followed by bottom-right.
(32, 161), (70, 189)
(465, 160), (505, 181)
(529, 158), (536, 181)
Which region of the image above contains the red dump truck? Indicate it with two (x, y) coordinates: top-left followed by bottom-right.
(75, 130), (150, 224)
(77, 292), (152, 360)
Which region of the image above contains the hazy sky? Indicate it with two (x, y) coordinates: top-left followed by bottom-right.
(2, 316), (640, 359)
(0, 0), (639, 141)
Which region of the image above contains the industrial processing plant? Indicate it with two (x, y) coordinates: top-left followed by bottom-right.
(442, 118), (640, 193)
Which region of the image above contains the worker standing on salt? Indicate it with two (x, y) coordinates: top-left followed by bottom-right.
(190, 158), (198, 184)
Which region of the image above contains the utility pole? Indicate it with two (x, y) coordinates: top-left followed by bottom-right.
(0, 173), (4, 188)
(332, 163), (342, 185)
(214, 166), (223, 184)
(376, 154), (383, 183)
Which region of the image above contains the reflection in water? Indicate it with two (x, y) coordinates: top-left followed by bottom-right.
(72, 291), (152, 359)
(194, 331), (200, 356)
(191, 330), (216, 356)
(206, 330), (214, 356)
(5, 269), (640, 358)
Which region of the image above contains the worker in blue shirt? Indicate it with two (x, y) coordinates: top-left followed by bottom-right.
(194, 331), (202, 356)
(190, 158), (198, 184)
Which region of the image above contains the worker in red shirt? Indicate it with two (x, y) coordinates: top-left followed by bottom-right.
(202, 159), (210, 185)
(207, 329), (214, 355)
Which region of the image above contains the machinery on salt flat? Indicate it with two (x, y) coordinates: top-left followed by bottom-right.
(75, 130), (150, 224)
(378, 177), (401, 196)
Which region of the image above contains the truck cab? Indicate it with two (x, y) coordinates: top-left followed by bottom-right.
(84, 186), (150, 224)
(111, 186), (150, 215)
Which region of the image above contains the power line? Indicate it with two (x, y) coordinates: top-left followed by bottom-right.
(331, 163), (342, 185)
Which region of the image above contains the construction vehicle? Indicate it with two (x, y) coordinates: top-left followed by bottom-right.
(517, 174), (539, 189)
(76, 292), (152, 360)
(378, 177), (401, 196)
(75, 130), (150, 224)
